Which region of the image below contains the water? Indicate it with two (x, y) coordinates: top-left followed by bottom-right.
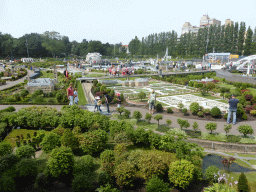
(202, 154), (253, 173)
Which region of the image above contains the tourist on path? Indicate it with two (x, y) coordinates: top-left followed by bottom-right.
(97, 98), (102, 112)
(67, 83), (74, 106)
(227, 94), (239, 125)
(94, 96), (100, 112)
(3, 64), (5, 70)
(116, 93), (121, 108)
(74, 88), (79, 105)
(104, 92), (111, 113)
(148, 90), (156, 114)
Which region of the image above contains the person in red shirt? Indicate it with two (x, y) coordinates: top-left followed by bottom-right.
(67, 83), (74, 105)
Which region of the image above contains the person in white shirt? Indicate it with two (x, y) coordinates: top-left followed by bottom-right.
(74, 88), (79, 105)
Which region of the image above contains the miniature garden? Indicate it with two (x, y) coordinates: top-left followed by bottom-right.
(0, 67), (27, 85)
(0, 105), (256, 192)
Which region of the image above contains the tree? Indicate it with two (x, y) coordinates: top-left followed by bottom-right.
(178, 102), (184, 111)
(154, 114), (163, 129)
(205, 122), (217, 134)
(238, 172), (249, 192)
(40, 132), (61, 153)
(41, 31), (65, 58)
(222, 157), (235, 173)
(138, 91), (146, 101)
(145, 113), (152, 123)
(166, 119), (172, 127)
(117, 106), (125, 116)
(237, 22), (246, 56)
(192, 122), (199, 131)
(133, 110), (142, 121)
(47, 146), (74, 178)
(60, 129), (79, 152)
(145, 175), (170, 192)
(129, 36), (141, 55)
(177, 118), (190, 130)
(224, 124), (232, 136)
(168, 160), (195, 189)
(0, 142), (13, 157)
(15, 145), (35, 159)
(238, 125), (254, 137)
(244, 26), (253, 56)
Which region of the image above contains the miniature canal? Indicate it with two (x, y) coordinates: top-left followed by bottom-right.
(202, 154), (254, 173)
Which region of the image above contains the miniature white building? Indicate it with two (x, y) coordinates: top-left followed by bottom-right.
(26, 78), (56, 93)
(86, 53), (102, 64)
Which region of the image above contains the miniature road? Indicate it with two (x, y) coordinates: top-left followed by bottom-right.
(0, 69), (34, 91)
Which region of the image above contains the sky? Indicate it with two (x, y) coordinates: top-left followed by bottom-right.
(1, 0), (256, 45)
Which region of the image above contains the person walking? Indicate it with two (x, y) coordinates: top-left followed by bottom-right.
(3, 64), (5, 70)
(227, 94), (239, 125)
(94, 96), (99, 112)
(116, 93), (121, 108)
(148, 90), (156, 114)
(104, 92), (111, 113)
(74, 88), (79, 105)
(97, 98), (102, 112)
(67, 83), (74, 106)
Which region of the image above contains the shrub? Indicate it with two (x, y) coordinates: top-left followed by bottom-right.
(0, 154), (19, 172)
(52, 127), (66, 136)
(190, 102), (199, 114)
(72, 174), (94, 192)
(47, 146), (74, 178)
(242, 113), (248, 120)
(114, 132), (132, 145)
(0, 175), (16, 192)
(167, 107), (173, 114)
(156, 103), (163, 112)
(145, 113), (152, 123)
(224, 113), (228, 119)
(34, 172), (49, 191)
(238, 172), (249, 192)
(205, 166), (219, 183)
(124, 109), (131, 118)
(169, 160), (195, 189)
(117, 106), (125, 116)
(133, 127), (149, 145)
(182, 108), (188, 115)
(79, 129), (108, 155)
(133, 110), (142, 120)
(192, 122), (199, 131)
(40, 132), (61, 153)
(204, 183), (236, 192)
(197, 111), (204, 117)
(166, 119), (172, 126)
(250, 110), (256, 116)
(238, 125), (254, 137)
(15, 145), (35, 159)
(114, 161), (136, 187)
(16, 158), (38, 178)
(211, 106), (221, 117)
(145, 175), (170, 192)
(100, 150), (115, 164)
(60, 129), (79, 152)
(205, 122), (217, 134)
(138, 150), (176, 181)
(73, 155), (95, 176)
(203, 108), (211, 115)
(0, 142), (13, 157)
(148, 131), (161, 149)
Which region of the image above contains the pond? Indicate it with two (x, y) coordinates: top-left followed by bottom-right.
(202, 154), (254, 173)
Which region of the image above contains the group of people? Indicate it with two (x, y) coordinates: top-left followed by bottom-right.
(93, 92), (121, 114)
(108, 66), (134, 77)
(67, 83), (79, 105)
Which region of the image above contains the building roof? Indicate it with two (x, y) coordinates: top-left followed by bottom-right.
(27, 78), (55, 87)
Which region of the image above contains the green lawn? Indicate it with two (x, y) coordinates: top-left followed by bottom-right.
(39, 71), (54, 78)
(247, 160), (256, 165)
(76, 81), (87, 105)
(4, 129), (51, 148)
(248, 88), (256, 95)
(216, 82), (235, 89)
(83, 73), (106, 77)
(237, 154), (256, 158)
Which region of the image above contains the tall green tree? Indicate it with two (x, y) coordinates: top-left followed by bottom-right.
(129, 36), (141, 55)
(243, 26), (253, 56)
(237, 22), (246, 55)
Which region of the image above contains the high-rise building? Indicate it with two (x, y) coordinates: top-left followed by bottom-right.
(200, 14), (221, 28)
(225, 19), (233, 26)
(181, 22), (199, 35)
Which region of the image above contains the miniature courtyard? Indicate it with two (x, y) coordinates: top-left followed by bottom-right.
(108, 79), (229, 112)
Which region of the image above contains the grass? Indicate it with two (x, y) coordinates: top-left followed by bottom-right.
(247, 160), (256, 165)
(248, 88), (256, 95)
(76, 81), (87, 105)
(234, 158), (254, 169)
(39, 71), (54, 78)
(83, 73), (106, 77)
(237, 154), (256, 158)
(216, 82), (235, 89)
(4, 129), (51, 148)
(226, 152), (235, 156)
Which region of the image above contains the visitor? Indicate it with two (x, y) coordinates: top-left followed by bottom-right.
(227, 94), (239, 125)
(148, 90), (156, 114)
(74, 88), (79, 105)
(97, 98), (102, 112)
(104, 92), (111, 113)
(67, 83), (74, 106)
(3, 64), (5, 70)
(116, 93), (121, 108)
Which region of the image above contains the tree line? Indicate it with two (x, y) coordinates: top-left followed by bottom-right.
(1, 22), (256, 59)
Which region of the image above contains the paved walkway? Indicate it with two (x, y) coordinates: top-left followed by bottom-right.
(0, 69), (33, 91)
